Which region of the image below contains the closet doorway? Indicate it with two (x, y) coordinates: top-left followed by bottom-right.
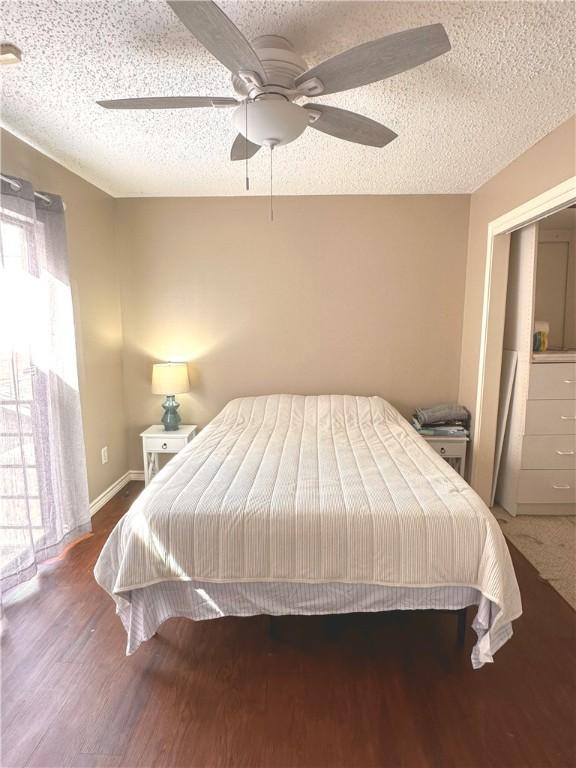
(470, 177), (576, 504)
(493, 210), (575, 515)
(488, 205), (576, 608)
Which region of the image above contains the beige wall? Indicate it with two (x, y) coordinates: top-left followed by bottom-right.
(117, 195), (470, 469)
(1, 129), (128, 501)
(8, 114), (570, 486)
(458, 116), (576, 419)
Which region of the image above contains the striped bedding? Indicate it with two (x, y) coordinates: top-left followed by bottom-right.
(95, 394), (522, 667)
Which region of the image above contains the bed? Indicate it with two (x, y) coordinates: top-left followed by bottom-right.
(94, 394), (522, 668)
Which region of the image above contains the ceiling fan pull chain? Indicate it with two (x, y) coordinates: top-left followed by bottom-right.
(245, 103), (249, 191)
(270, 144), (274, 223)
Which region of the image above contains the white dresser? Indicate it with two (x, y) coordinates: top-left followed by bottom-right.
(498, 360), (576, 515)
(520, 362), (576, 510)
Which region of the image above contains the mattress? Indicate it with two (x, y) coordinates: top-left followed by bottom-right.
(95, 394), (522, 667)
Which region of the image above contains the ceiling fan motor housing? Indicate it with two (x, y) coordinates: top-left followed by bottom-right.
(232, 36), (307, 96)
(231, 36), (311, 147)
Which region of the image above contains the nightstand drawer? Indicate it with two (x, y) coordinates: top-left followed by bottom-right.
(143, 436), (189, 452)
(427, 440), (467, 458)
(140, 425), (197, 486)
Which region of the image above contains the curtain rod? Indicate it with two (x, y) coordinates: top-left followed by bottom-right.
(0, 173), (54, 205)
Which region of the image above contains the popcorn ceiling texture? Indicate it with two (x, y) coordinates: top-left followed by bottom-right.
(1, 1), (574, 197)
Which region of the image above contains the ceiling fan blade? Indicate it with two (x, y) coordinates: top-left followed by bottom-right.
(167, 1), (266, 81)
(304, 104), (397, 147)
(296, 23), (450, 96)
(230, 133), (261, 161)
(97, 96), (238, 109)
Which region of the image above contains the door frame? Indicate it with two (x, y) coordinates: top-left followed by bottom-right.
(470, 176), (576, 502)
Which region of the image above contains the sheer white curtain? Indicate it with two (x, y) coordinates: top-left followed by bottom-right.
(0, 175), (90, 592)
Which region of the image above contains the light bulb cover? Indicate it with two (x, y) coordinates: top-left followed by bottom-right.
(233, 98), (309, 147)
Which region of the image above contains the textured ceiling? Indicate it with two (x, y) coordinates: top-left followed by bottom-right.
(1, 1), (575, 197)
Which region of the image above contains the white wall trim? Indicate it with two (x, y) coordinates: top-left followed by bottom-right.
(89, 470), (144, 516)
(488, 176), (576, 236)
(471, 175), (576, 499)
(89, 472), (131, 516)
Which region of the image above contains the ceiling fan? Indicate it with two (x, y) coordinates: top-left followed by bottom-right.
(98, 1), (451, 159)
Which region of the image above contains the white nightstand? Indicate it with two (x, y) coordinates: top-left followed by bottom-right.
(140, 425), (197, 485)
(421, 435), (469, 477)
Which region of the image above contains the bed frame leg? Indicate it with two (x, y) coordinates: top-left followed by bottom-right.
(325, 614), (341, 639)
(457, 607), (467, 646)
(269, 615), (279, 641)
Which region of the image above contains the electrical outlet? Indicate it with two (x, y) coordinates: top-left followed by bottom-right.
(101, 446), (108, 465)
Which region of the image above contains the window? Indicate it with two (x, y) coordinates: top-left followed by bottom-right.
(0, 180), (90, 591)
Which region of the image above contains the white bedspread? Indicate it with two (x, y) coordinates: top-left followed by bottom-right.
(95, 394), (521, 667)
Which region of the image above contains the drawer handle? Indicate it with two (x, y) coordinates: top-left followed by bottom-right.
(552, 484), (571, 490)
(560, 416), (576, 420)
(564, 380), (576, 384)
(556, 450), (575, 455)
(162, 442), (168, 449)
(440, 447), (446, 454)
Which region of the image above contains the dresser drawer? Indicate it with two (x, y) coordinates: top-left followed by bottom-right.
(518, 470), (576, 504)
(529, 362), (576, 399)
(522, 435), (576, 469)
(524, 400), (576, 435)
(143, 436), (189, 452)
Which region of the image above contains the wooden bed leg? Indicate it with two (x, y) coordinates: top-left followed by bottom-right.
(325, 614), (341, 639)
(457, 607), (467, 647)
(269, 615), (279, 641)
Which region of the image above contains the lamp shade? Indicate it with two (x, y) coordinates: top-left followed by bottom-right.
(151, 363), (190, 395)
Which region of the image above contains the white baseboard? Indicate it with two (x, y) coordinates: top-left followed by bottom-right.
(89, 470), (145, 517)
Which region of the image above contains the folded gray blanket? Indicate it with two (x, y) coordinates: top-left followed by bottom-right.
(414, 403), (470, 427)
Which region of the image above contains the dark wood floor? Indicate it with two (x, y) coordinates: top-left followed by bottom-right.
(2, 482), (575, 768)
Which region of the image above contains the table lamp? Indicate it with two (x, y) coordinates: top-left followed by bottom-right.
(151, 362), (190, 431)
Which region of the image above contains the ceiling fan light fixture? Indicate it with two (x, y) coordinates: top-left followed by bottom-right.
(232, 98), (309, 147)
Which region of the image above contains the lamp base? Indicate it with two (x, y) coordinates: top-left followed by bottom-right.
(161, 395), (181, 431)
